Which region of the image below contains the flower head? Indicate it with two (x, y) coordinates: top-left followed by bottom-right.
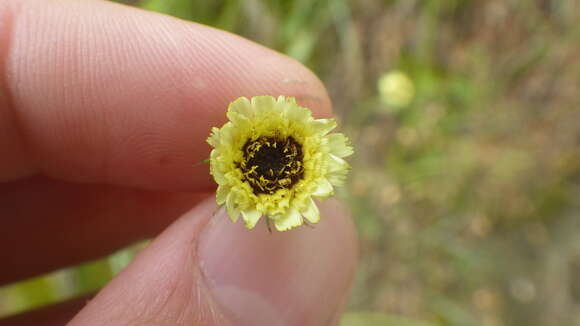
(207, 96), (353, 231)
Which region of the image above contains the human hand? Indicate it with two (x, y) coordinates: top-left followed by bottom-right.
(0, 0), (357, 325)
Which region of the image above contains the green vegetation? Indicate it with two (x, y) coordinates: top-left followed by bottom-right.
(2, 1), (580, 325)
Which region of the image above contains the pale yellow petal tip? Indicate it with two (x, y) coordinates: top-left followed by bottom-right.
(216, 186), (228, 205)
(208, 95), (352, 231)
(312, 178), (334, 198)
(302, 198), (321, 223)
(280, 96), (297, 104)
(226, 206), (240, 223)
(241, 209), (262, 229)
(274, 222), (303, 232)
(327, 133), (354, 158)
(206, 127), (220, 147)
(273, 209), (303, 231)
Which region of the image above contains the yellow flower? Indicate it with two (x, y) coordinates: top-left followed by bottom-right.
(207, 95), (353, 231)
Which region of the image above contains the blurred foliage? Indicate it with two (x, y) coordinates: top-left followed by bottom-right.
(0, 260), (112, 317)
(2, 0), (580, 325)
(0, 243), (142, 317)
(341, 312), (435, 326)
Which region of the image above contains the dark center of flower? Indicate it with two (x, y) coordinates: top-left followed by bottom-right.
(238, 136), (304, 195)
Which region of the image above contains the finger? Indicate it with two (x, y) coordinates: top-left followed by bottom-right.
(0, 0), (331, 189)
(0, 0), (332, 286)
(0, 296), (90, 326)
(0, 176), (207, 286)
(68, 197), (357, 326)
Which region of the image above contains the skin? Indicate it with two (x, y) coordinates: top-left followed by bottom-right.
(0, 0), (358, 325)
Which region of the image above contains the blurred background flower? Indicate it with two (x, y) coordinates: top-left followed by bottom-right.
(2, 1), (580, 325)
(378, 70), (415, 110)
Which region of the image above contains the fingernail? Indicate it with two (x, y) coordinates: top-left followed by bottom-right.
(198, 200), (356, 326)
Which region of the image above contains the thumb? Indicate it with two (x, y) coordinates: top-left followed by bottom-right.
(68, 197), (358, 326)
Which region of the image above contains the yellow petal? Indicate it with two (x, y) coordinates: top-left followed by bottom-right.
(301, 198), (320, 223)
(312, 178), (334, 197)
(277, 95), (295, 105)
(326, 133), (354, 158)
(310, 118), (337, 135)
(219, 122), (236, 145)
(216, 185), (229, 205)
(209, 153), (227, 184)
(228, 96), (253, 118)
(226, 111), (248, 125)
(323, 154), (350, 187)
(210, 169), (226, 184)
(285, 103), (312, 124)
(226, 193), (240, 222)
(252, 96), (277, 115)
(206, 127), (221, 147)
(326, 171), (347, 187)
(274, 208), (303, 231)
(327, 154), (349, 174)
(241, 209), (262, 229)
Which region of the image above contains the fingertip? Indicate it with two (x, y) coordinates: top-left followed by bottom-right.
(199, 198), (357, 326)
(2, 0), (332, 189)
(68, 195), (356, 326)
(68, 197), (227, 326)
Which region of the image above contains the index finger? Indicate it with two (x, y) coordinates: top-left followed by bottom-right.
(0, 0), (331, 189)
